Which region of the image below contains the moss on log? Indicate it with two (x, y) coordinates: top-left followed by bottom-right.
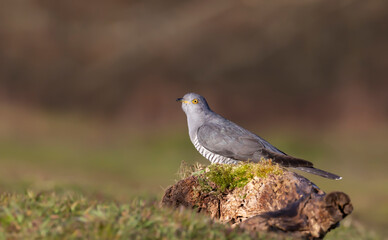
(161, 165), (352, 239)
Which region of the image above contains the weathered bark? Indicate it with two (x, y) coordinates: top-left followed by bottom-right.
(161, 171), (352, 239)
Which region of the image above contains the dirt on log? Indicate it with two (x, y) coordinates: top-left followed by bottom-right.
(161, 171), (353, 239)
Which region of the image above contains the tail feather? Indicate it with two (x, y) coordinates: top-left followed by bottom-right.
(259, 148), (342, 180)
(259, 148), (313, 167)
(295, 167), (342, 180)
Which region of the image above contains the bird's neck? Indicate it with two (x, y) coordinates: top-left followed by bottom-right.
(186, 113), (209, 141)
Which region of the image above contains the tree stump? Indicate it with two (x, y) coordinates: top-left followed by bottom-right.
(161, 170), (353, 239)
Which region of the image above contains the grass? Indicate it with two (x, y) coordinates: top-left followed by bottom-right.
(324, 219), (381, 240)
(0, 191), (274, 240)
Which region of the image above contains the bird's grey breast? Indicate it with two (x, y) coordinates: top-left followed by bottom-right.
(187, 111), (215, 141)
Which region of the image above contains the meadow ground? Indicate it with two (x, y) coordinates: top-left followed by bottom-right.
(0, 106), (386, 239)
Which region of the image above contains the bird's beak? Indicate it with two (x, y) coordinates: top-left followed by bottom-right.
(176, 98), (189, 103)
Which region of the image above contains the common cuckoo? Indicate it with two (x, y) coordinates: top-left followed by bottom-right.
(177, 92), (341, 180)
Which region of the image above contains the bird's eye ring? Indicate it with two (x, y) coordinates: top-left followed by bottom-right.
(192, 99), (199, 104)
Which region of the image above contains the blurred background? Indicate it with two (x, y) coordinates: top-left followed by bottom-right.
(0, 0), (387, 237)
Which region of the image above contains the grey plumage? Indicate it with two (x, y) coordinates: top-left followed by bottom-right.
(177, 93), (341, 180)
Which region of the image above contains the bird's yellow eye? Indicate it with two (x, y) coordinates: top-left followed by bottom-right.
(192, 99), (199, 104)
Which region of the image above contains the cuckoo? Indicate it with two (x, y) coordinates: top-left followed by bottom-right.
(176, 92), (341, 180)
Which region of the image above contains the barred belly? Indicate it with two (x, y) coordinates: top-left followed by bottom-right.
(193, 137), (239, 164)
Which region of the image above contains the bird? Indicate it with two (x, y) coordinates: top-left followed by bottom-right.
(176, 92), (341, 180)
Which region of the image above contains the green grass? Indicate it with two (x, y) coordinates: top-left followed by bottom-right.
(324, 219), (382, 240)
(0, 191), (272, 240)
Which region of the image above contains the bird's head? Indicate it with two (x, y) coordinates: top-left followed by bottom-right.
(176, 93), (211, 116)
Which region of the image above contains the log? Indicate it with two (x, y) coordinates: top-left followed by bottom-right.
(161, 169), (353, 239)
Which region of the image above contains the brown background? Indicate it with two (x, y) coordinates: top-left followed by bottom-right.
(0, 0), (387, 237)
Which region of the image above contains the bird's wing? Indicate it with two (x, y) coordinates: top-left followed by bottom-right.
(196, 123), (263, 161)
(197, 123), (314, 167)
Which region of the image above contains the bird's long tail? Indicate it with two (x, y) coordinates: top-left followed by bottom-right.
(294, 167), (342, 180)
(259, 148), (342, 180)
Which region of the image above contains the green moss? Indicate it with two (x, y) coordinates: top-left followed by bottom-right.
(179, 160), (282, 194)
(205, 160), (282, 192)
